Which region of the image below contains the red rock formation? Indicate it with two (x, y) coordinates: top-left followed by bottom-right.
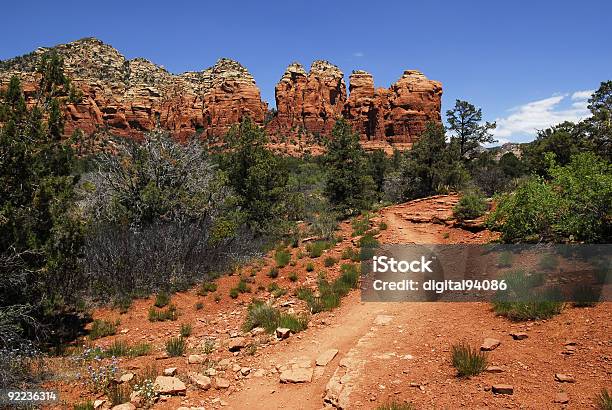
(270, 61), (347, 136)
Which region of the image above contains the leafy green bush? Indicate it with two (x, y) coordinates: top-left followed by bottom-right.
(453, 191), (487, 221)
(196, 282), (218, 296)
(324, 257), (338, 267)
(451, 342), (487, 377)
(288, 272), (298, 282)
(89, 319), (118, 340)
(274, 249), (291, 268)
(165, 336), (186, 357)
(148, 305), (178, 322)
(305, 262), (315, 272)
(307, 240), (332, 258)
(154, 291), (170, 308)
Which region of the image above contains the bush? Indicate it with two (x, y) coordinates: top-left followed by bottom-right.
(379, 221), (388, 230)
(451, 342), (487, 377)
(493, 300), (563, 321)
(235, 278), (251, 294)
(195, 302), (204, 310)
(288, 272), (298, 282)
(74, 402), (95, 410)
(89, 319), (118, 340)
(180, 323), (193, 337)
(267, 267), (279, 278)
(165, 336), (186, 357)
(106, 383), (131, 406)
(595, 388), (612, 410)
(274, 249), (291, 268)
(497, 251), (513, 268)
(242, 300), (308, 334)
(229, 288), (240, 299)
(572, 285), (599, 307)
(196, 282), (218, 296)
(307, 240), (332, 258)
(305, 262), (315, 272)
(341, 247), (360, 262)
(324, 257), (338, 267)
(538, 254), (559, 271)
(148, 305), (178, 322)
(154, 291), (170, 308)
(453, 191), (487, 221)
(278, 313), (308, 333)
(351, 215), (371, 237)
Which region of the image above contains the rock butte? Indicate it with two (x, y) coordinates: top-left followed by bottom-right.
(0, 37), (442, 146)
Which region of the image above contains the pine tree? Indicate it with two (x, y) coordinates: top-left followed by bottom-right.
(446, 99), (496, 159)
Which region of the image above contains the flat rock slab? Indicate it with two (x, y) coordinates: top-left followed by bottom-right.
(188, 354), (205, 364)
(215, 377), (230, 389)
(510, 332), (528, 340)
(485, 366), (504, 373)
(554, 392), (570, 404)
(316, 349), (339, 366)
(163, 367), (177, 376)
(492, 384), (514, 395)
(154, 376), (186, 395)
(374, 315), (393, 326)
(228, 337), (247, 352)
(111, 404), (136, 410)
(280, 368), (314, 383)
(481, 338), (501, 351)
(188, 372), (211, 390)
(555, 373), (576, 383)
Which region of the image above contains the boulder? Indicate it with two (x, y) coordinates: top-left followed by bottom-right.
(188, 372), (212, 390)
(188, 354), (205, 364)
(163, 367), (177, 376)
(554, 373), (576, 383)
(228, 336), (247, 352)
(554, 392), (570, 404)
(111, 404), (136, 410)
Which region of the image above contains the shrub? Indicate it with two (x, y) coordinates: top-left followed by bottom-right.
(235, 278), (251, 293)
(339, 264), (360, 289)
(307, 240), (332, 258)
(74, 402), (95, 410)
(595, 388), (612, 410)
(165, 336), (186, 357)
(288, 272), (298, 282)
(268, 267), (279, 278)
(379, 221), (388, 230)
(278, 313), (308, 333)
(351, 215), (371, 237)
(106, 382), (131, 406)
(201, 339), (215, 355)
(180, 323), (193, 337)
(305, 262), (315, 272)
(572, 285), (599, 307)
(267, 282), (280, 292)
(242, 300), (308, 334)
(341, 247), (360, 262)
(195, 302), (204, 310)
(274, 249), (291, 268)
(324, 257), (338, 267)
(493, 300), (563, 321)
(229, 288), (240, 299)
(154, 291), (170, 308)
(453, 191), (487, 221)
(497, 251), (513, 268)
(196, 282), (218, 296)
(214, 294), (221, 303)
(148, 305), (178, 322)
(451, 342), (487, 377)
(104, 340), (129, 357)
(89, 319), (118, 340)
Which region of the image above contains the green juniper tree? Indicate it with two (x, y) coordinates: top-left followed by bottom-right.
(446, 99), (497, 160)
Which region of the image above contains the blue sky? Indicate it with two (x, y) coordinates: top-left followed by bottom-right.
(1, 0), (611, 143)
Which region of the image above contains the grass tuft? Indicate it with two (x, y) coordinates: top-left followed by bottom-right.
(165, 336), (186, 357)
(148, 304), (178, 322)
(154, 291), (170, 307)
(451, 342), (487, 377)
(595, 388), (612, 410)
(180, 323), (193, 337)
(89, 319), (118, 340)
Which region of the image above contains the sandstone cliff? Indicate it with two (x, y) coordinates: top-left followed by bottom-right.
(0, 38), (442, 146)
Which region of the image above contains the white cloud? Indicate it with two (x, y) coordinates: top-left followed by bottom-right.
(353, 51), (365, 57)
(493, 91), (593, 141)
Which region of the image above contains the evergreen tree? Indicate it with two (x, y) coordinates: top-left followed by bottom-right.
(324, 119), (375, 216)
(446, 99), (496, 159)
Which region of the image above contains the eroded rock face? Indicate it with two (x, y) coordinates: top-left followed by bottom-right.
(270, 60), (347, 136)
(0, 38), (266, 140)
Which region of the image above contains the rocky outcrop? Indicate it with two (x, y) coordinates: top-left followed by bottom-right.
(0, 38), (442, 146)
(343, 69), (442, 143)
(0, 38), (266, 140)
(269, 60), (347, 136)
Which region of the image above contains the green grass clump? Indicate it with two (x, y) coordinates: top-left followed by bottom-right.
(324, 256), (338, 267)
(341, 247), (361, 262)
(106, 383), (131, 406)
(378, 221), (388, 230)
(229, 288), (240, 299)
(351, 214), (371, 237)
(154, 291), (170, 307)
(595, 389), (612, 410)
(453, 191), (487, 221)
(89, 319), (118, 340)
(451, 342), (488, 377)
(180, 323), (193, 337)
(376, 402), (416, 410)
(288, 272), (298, 282)
(493, 300), (563, 321)
(242, 300), (308, 334)
(305, 262), (315, 272)
(235, 278), (251, 293)
(195, 301), (204, 310)
(74, 402), (95, 410)
(196, 281), (218, 296)
(274, 249), (291, 268)
(148, 304), (178, 322)
(165, 336), (186, 357)
(268, 267), (279, 278)
(306, 240), (332, 258)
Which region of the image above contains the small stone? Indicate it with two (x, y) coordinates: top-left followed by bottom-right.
(188, 372), (211, 390)
(562, 345), (576, 355)
(188, 354), (205, 364)
(485, 366), (504, 373)
(120, 372), (134, 383)
(279, 368), (314, 383)
(153, 376), (187, 395)
(510, 332), (528, 340)
(276, 328), (291, 339)
(215, 377), (231, 389)
(240, 367), (251, 376)
(111, 404), (135, 410)
(251, 327), (265, 336)
(554, 373), (575, 383)
(316, 349), (339, 366)
(163, 367), (177, 376)
(564, 340), (576, 346)
(232, 364), (241, 372)
(218, 358), (231, 368)
(492, 384), (513, 395)
(374, 315), (393, 325)
(129, 392), (142, 407)
(120, 328), (129, 334)
(93, 400), (106, 409)
(228, 337), (247, 352)
(481, 338), (501, 351)
(554, 392), (570, 404)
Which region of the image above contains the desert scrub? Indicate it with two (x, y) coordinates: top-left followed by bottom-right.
(201, 339), (216, 354)
(154, 291), (170, 307)
(497, 251), (513, 268)
(306, 240), (332, 258)
(132, 378), (156, 406)
(229, 288), (239, 299)
(351, 214), (371, 236)
(106, 382), (131, 406)
(89, 319), (119, 340)
(341, 247), (360, 262)
(595, 388), (612, 410)
(242, 300), (308, 334)
(165, 336), (186, 357)
(324, 256), (338, 267)
(274, 248), (291, 268)
(195, 301), (204, 310)
(267, 267), (279, 278)
(453, 191), (487, 221)
(148, 304), (178, 322)
(180, 323), (193, 337)
(103, 340), (150, 358)
(451, 342), (487, 377)
(73, 402), (95, 410)
(305, 262), (315, 272)
(538, 253), (559, 271)
(288, 271), (298, 282)
(378, 221), (388, 230)
(493, 299), (563, 321)
(196, 281), (218, 296)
